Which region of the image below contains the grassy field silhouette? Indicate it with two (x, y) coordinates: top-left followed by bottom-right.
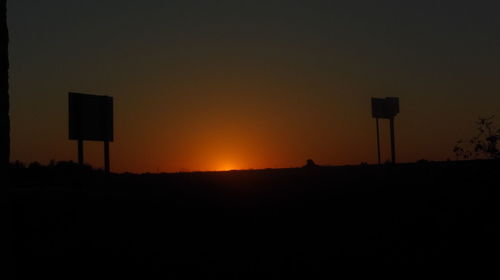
(6, 160), (500, 278)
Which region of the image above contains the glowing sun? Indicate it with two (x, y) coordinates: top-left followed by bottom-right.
(217, 163), (238, 171)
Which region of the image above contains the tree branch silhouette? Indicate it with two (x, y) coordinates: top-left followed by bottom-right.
(453, 116), (500, 160)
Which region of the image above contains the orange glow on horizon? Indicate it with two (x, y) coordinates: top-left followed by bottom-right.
(214, 161), (240, 172)
(217, 166), (237, 172)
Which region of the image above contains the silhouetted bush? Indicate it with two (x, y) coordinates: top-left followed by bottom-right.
(11, 160), (25, 169)
(454, 116), (500, 160)
(28, 161), (42, 169)
(303, 159), (317, 168)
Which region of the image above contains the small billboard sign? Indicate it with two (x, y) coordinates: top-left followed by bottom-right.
(68, 92), (113, 142)
(371, 97), (399, 119)
(371, 96), (400, 164)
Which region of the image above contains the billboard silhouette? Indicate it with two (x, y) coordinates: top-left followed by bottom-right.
(371, 97), (400, 164)
(68, 92), (113, 173)
(371, 97), (399, 119)
(69, 92), (113, 141)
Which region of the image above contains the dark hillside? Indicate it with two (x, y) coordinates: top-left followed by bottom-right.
(6, 160), (500, 278)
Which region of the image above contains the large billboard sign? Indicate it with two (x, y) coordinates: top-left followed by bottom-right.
(69, 92), (113, 142)
(371, 97), (399, 119)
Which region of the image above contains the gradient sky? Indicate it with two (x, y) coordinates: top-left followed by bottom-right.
(7, 0), (500, 173)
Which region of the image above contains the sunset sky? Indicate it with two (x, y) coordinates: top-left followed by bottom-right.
(7, 0), (500, 173)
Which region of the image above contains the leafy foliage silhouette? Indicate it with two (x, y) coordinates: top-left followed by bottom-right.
(453, 116), (500, 160)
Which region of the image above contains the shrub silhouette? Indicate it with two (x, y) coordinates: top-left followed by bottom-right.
(303, 159), (317, 168)
(453, 116), (500, 160)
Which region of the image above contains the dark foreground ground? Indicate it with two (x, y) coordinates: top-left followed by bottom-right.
(4, 160), (500, 278)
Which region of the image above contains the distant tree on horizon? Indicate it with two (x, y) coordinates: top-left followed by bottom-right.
(0, 0), (8, 170)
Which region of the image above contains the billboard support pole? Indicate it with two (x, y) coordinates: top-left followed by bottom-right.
(104, 140), (110, 174)
(371, 97), (399, 165)
(78, 139), (84, 165)
(376, 118), (381, 165)
(390, 117), (396, 164)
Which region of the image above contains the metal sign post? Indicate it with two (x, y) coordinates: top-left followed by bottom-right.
(376, 118), (381, 165)
(104, 140), (110, 174)
(390, 117), (396, 164)
(371, 97), (399, 164)
(78, 139), (84, 165)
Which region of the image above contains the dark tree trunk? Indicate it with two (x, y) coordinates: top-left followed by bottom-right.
(0, 0), (8, 171)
